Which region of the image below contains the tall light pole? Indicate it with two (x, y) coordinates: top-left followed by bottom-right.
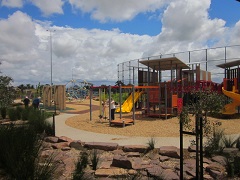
(46, 29), (55, 86)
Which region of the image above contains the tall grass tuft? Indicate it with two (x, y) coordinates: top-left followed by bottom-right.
(8, 108), (18, 121)
(204, 128), (224, 157)
(28, 108), (54, 135)
(147, 137), (156, 151)
(90, 149), (99, 170)
(73, 151), (88, 180)
(0, 124), (56, 179)
(222, 135), (237, 148)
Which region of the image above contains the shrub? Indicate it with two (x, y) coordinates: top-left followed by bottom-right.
(8, 108), (18, 121)
(15, 106), (23, 120)
(147, 137), (156, 151)
(90, 149), (99, 170)
(235, 136), (240, 150)
(222, 135), (237, 148)
(28, 108), (54, 135)
(0, 124), (56, 179)
(0, 107), (7, 119)
(204, 128), (224, 157)
(72, 151), (88, 180)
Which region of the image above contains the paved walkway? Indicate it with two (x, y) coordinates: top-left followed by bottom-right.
(49, 113), (197, 148)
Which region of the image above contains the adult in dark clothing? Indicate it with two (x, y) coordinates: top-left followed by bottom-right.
(23, 96), (30, 108)
(32, 97), (40, 109)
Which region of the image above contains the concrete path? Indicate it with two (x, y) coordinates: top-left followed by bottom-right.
(48, 114), (198, 148)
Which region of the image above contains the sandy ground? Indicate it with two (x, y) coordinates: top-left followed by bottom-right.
(64, 99), (240, 137)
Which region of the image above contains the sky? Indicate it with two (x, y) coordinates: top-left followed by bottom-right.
(0, 0), (240, 87)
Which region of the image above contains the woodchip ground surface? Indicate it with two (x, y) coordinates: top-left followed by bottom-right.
(64, 99), (240, 137)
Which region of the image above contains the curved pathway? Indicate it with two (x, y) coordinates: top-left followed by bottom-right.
(51, 113), (196, 148)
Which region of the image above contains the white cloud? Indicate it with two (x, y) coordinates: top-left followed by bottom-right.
(68, 0), (170, 22)
(0, 11), (38, 55)
(160, 0), (226, 43)
(0, 0), (240, 86)
(1, 0), (23, 8)
(30, 0), (64, 16)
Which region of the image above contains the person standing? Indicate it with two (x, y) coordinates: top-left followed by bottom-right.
(32, 97), (40, 109)
(110, 98), (116, 120)
(23, 96), (30, 108)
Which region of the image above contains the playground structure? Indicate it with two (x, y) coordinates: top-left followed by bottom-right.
(116, 57), (221, 119)
(65, 79), (91, 101)
(217, 60), (240, 114)
(116, 45), (240, 118)
(88, 45), (240, 126)
(42, 85), (66, 111)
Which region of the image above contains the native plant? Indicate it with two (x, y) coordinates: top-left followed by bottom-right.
(0, 124), (57, 179)
(72, 151), (88, 180)
(0, 75), (16, 119)
(179, 90), (226, 136)
(90, 149), (100, 170)
(147, 137), (156, 151)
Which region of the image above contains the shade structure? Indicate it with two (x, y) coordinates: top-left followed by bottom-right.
(139, 57), (190, 71)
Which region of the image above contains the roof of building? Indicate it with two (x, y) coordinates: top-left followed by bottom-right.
(139, 57), (190, 71)
(217, 60), (240, 69)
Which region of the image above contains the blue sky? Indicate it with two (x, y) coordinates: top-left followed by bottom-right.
(0, 0), (240, 86)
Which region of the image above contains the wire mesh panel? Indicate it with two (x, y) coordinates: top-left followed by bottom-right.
(117, 45), (240, 84)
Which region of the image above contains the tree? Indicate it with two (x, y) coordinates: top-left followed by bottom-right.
(0, 75), (16, 118)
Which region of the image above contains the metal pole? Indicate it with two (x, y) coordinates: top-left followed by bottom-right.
(109, 85), (111, 126)
(119, 84), (122, 119)
(52, 114), (55, 136)
(90, 86), (92, 121)
(50, 31), (53, 86)
(200, 115), (204, 180)
(195, 114), (199, 179)
(132, 85), (135, 124)
(180, 113), (183, 180)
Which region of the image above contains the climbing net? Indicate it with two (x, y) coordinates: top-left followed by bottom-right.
(66, 79), (90, 102)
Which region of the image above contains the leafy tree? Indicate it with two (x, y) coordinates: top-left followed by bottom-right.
(179, 90), (226, 135)
(0, 75), (16, 118)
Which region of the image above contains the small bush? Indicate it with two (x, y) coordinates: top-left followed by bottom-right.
(0, 124), (56, 179)
(15, 106), (23, 120)
(222, 135), (237, 148)
(28, 108), (53, 135)
(204, 128), (224, 157)
(0, 107), (7, 119)
(72, 151), (88, 180)
(8, 108), (18, 121)
(235, 136), (240, 150)
(90, 149), (99, 170)
(147, 137), (156, 151)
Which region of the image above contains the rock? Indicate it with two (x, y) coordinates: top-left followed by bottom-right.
(123, 145), (148, 153)
(52, 142), (69, 149)
(223, 147), (239, 155)
(127, 152), (140, 157)
(211, 155), (227, 166)
(161, 169), (179, 180)
(95, 168), (128, 177)
(84, 142), (118, 151)
(159, 146), (180, 158)
(58, 136), (73, 143)
(112, 155), (132, 169)
(206, 162), (226, 179)
(159, 155), (170, 162)
(188, 145), (197, 152)
(98, 161), (112, 169)
(45, 136), (59, 143)
(146, 165), (164, 177)
(69, 140), (84, 150)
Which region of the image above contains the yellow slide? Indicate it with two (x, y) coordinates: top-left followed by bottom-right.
(116, 91), (143, 113)
(222, 87), (240, 114)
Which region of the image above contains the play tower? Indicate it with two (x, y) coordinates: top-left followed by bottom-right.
(116, 57), (219, 119)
